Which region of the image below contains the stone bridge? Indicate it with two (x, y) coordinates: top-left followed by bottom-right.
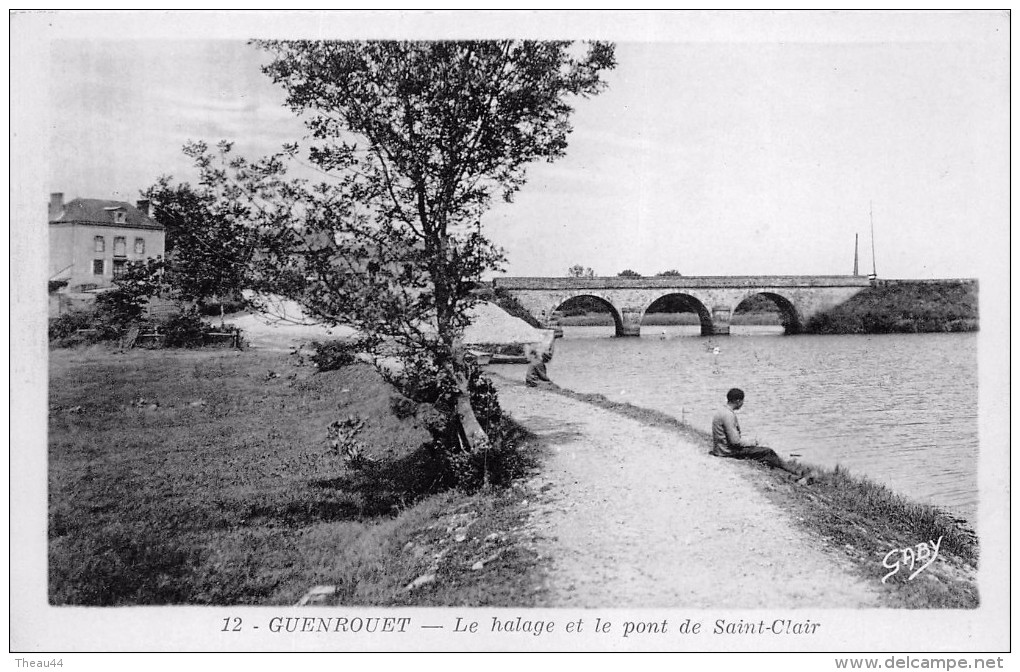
(492, 275), (874, 336)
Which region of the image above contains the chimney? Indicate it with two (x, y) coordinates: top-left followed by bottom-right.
(136, 199), (151, 218)
(49, 192), (64, 221)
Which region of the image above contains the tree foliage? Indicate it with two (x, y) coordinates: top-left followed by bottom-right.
(184, 40), (616, 451)
(141, 177), (257, 312)
(97, 258), (170, 328)
(617, 269), (642, 277)
(656, 269), (682, 276)
(567, 264), (596, 278)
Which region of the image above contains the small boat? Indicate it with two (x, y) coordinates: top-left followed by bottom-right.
(467, 349), (492, 365)
(487, 353), (530, 365)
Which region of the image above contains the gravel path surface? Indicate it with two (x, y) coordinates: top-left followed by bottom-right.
(496, 379), (880, 609)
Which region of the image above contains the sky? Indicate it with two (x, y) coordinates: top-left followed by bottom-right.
(25, 10), (1010, 281)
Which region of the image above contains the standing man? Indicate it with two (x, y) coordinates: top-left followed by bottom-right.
(711, 388), (808, 479)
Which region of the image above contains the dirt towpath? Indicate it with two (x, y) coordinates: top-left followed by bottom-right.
(495, 379), (880, 608)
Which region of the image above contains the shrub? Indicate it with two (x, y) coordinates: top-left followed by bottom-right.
(442, 415), (532, 492)
(432, 365), (527, 492)
(201, 322), (244, 349)
(327, 415), (373, 470)
(467, 365), (503, 433)
(198, 299), (246, 317)
(372, 348), (525, 492)
(158, 310), (207, 348)
(49, 303), (244, 350)
(48, 309), (122, 346)
(310, 339), (361, 371)
(49, 310), (99, 340)
(319, 359), (528, 495)
(94, 287), (147, 331)
(382, 348), (446, 404)
(389, 394), (419, 420)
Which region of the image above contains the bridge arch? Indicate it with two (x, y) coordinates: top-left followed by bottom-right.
(643, 292), (714, 335)
(493, 275), (872, 337)
(732, 291), (802, 334)
(550, 294), (626, 337)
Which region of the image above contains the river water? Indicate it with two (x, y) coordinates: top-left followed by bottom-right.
(493, 325), (978, 520)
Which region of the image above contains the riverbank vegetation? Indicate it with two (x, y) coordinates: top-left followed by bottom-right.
(542, 386), (979, 609)
(805, 280), (978, 334)
(48, 348), (544, 606)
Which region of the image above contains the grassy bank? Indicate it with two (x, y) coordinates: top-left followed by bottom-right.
(48, 348), (544, 606)
(805, 280), (978, 334)
(543, 386), (979, 609)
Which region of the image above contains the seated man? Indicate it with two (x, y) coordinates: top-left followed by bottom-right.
(525, 348), (558, 389)
(711, 388), (807, 479)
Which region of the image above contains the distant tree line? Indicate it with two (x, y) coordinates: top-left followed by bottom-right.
(565, 266), (685, 279)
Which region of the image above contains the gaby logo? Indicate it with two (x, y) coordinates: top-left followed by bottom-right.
(882, 536), (943, 583)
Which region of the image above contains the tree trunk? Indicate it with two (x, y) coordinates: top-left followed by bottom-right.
(453, 371), (488, 451)
(447, 343), (488, 452)
(428, 227), (487, 451)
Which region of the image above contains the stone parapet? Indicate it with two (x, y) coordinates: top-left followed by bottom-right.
(494, 275), (873, 291)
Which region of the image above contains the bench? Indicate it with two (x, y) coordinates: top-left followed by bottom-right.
(204, 331), (242, 349)
(134, 331), (165, 348)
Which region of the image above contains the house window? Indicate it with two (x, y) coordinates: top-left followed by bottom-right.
(92, 259), (104, 276)
(113, 210), (126, 224)
(113, 259), (127, 278)
(134, 237), (145, 255)
(113, 236), (126, 257)
(94, 236), (105, 252)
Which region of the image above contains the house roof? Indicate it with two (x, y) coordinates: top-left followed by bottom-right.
(49, 198), (164, 231)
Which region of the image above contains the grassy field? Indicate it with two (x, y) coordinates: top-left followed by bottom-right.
(48, 347), (544, 606)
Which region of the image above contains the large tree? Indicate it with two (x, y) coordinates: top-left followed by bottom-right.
(141, 177), (258, 322)
(186, 40), (615, 451)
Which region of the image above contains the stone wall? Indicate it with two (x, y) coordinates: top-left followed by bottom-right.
(495, 275), (873, 291)
(497, 276), (874, 336)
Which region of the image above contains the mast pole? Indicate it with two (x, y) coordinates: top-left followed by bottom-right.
(853, 233), (859, 276)
(870, 201), (877, 278)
